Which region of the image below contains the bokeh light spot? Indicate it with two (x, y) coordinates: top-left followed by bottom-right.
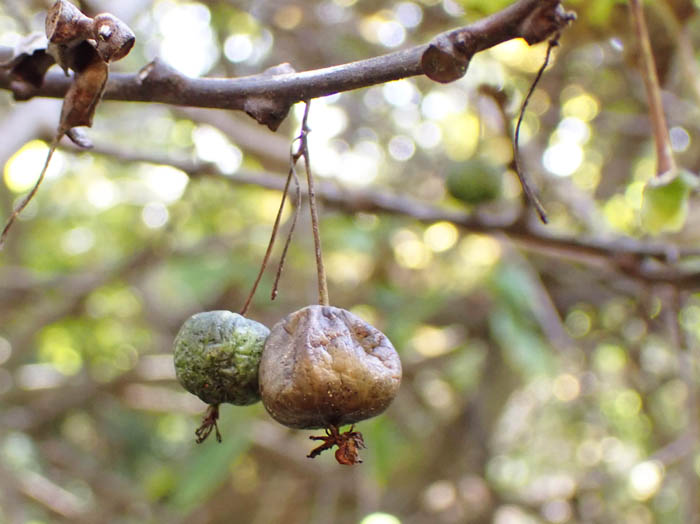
(552, 374), (580, 402)
(273, 5), (303, 30)
(395, 2), (422, 27)
(670, 126), (690, 153)
(562, 93), (600, 122)
(157, 2), (219, 77)
(442, 113), (480, 161)
(629, 461), (663, 500)
(594, 343), (627, 374)
(360, 513), (401, 524)
(424, 221), (458, 252)
(411, 325), (451, 358)
(565, 309), (592, 338)
(423, 480), (457, 512)
(543, 142), (583, 177)
(4, 140), (64, 192)
(62, 227), (95, 255)
(388, 135), (416, 161)
(224, 34), (253, 62)
(193, 125), (243, 174)
(142, 202), (169, 229)
(392, 229), (432, 269)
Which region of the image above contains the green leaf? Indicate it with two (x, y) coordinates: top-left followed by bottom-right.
(641, 169), (698, 234)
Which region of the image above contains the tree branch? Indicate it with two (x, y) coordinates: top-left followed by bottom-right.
(0, 0), (573, 129)
(64, 142), (700, 287)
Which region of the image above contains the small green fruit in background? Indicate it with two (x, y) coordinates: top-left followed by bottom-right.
(641, 169), (698, 235)
(446, 159), (503, 205)
(173, 310), (270, 406)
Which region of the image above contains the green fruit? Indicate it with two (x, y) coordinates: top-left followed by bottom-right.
(259, 305), (402, 430)
(173, 311), (270, 405)
(446, 159), (503, 205)
(641, 168), (698, 234)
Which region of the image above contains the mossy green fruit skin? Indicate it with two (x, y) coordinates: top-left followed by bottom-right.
(173, 311), (270, 405)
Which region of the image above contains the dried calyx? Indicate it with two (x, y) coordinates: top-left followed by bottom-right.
(259, 305), (402, 465)
(45, 1), (135, 136)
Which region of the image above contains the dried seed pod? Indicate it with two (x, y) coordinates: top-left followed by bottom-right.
(45, 0), (94, 74)
(45, 0), (93, 45)
(173, 311), (270, 406)
(92, 13), (135, 63)
(259, 305), (402, 430)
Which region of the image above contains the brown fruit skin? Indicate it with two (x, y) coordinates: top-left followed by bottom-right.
(259, 305), (402, 430)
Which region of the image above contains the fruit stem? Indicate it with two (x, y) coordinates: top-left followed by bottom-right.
(271, 162), (301, 300)
(628, 0), (675, 176)
(299, 101), (330, 306)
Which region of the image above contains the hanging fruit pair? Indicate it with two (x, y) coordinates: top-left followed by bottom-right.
(173, 102), (402, 464)
(173, 305), (401, 463)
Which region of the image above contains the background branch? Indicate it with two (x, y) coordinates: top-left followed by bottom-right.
(66, 142), (700, 287)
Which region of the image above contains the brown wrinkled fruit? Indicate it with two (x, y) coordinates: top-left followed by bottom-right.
(259, 305), (402, 430)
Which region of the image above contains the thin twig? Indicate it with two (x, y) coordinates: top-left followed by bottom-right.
(628, 0), (675, 176)
(298, 101), (330, 306)
(513, 38), (558, 224)
(240, 152), (299, 316)
(272, 162), (301, 300)
(0, 134), (62, 250)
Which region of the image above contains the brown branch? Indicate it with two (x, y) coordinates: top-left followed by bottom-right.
(62, 142), (700, 287)
(0, 0), (573, 129)
(628, 0), (675, 176)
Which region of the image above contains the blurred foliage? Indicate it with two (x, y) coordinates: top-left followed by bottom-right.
(2, 0), (700, 523)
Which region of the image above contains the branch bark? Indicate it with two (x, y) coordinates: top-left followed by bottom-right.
(0, 0), (573, 129)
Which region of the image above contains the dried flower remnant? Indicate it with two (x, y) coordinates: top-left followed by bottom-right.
(0, 0), (135, 249)
(308, 425), (366, 465)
